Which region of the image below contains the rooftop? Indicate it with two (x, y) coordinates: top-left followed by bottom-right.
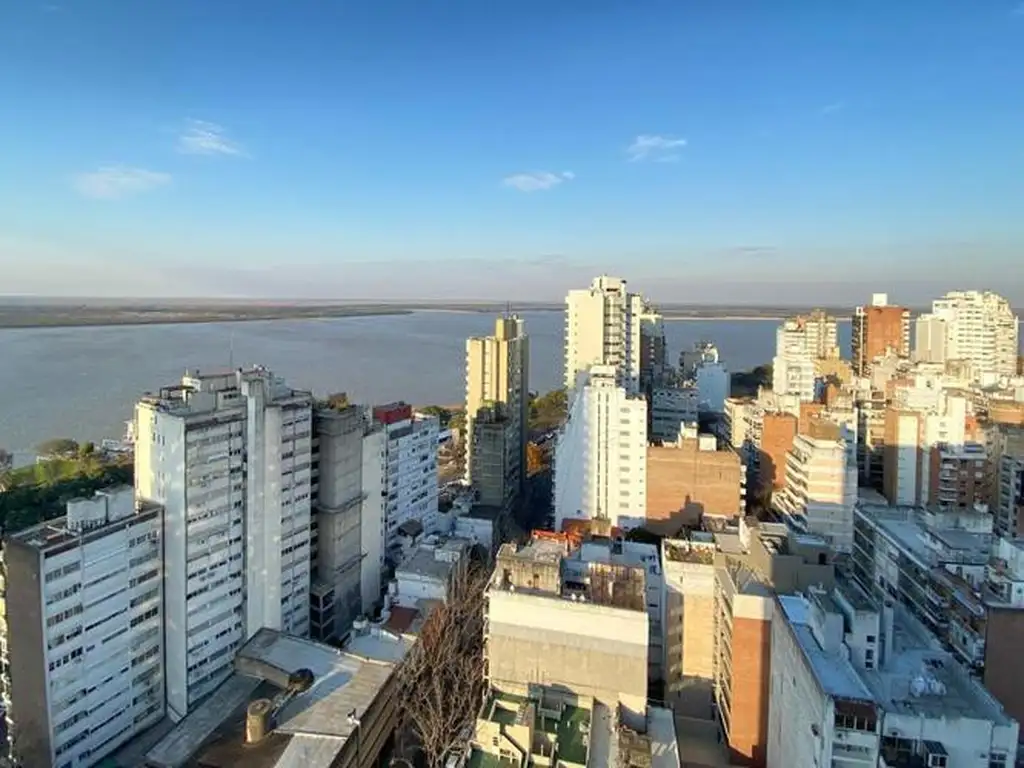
(858, 505), (991, 568)
(145, 628), (409, 768)
(396, 537), (470, 582)
(779, 595), (876, 704)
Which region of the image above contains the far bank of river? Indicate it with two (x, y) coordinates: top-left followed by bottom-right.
(0, 311), (852, 461)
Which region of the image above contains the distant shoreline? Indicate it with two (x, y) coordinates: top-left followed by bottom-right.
(664, 315), (852, 322)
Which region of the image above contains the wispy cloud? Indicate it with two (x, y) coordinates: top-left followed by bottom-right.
(73, 166), (171, 200)
(627, 134), (687, 162)
(502, 171), (574, 192)
(820, 101), (846, 116)
(177, 119), (246, 157)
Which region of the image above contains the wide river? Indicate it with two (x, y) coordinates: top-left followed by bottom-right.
(0, 311), (851, 459)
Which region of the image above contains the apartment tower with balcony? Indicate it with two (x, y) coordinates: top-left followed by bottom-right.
(134, 366), (314, 720)
(852, 293), (910, 376)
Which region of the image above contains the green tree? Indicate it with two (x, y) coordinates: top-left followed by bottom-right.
(528, 388), (568, 431)
(419, 406), (453, 427)
(35, 438), (79, 458)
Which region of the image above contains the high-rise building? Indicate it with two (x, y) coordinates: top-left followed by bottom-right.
(371, 402), (439, 546)
(0, 488), (165, 768)
(914, 313), (948, 364)
(988, 426), (1024, 538)
(465, 315), (529, 502)
(930, 290), (1019, 379)
(467, 404), (520, 512)
(308, 403), (385, 643)
(564, 275), (645, 396)
(851, 293), (910, 376)
(554, 365), (647, 532)
(772, 313), (838, 402)
(134, 367), (314, 719)
(681, 342), (730, 415)
(639, 305), (667, 393)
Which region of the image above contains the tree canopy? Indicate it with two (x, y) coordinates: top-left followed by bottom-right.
(35, 438), (79, 458)
(528, 388), (568, 432)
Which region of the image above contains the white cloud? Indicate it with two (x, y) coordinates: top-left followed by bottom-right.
(820, 101), (846, 115)
(177, 119), (246, 157)
(502, 171), (574, 192)
(73, 166), (171, 200)
(627, 134), (687, 162)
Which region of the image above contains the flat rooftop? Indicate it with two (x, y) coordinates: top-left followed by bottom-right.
(396, 538), (469, 581)
(779, 596), (876, 704)
(858, 612), (1011, 724)
(144, 629), (409, 768)
(864, 508), (989, 567)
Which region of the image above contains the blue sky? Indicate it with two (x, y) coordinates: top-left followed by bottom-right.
(1, 0), (1023, 303)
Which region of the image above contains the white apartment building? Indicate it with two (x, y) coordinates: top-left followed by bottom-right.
(931, 290), (1019, 380)
(914, 313), (948, 364)
(554, 365), (647, 532)
(691, 343), (729, 415)
(769, 584), (1019, 768)
(564, 275), (645, 397)
(0, 489), (164, 768)
(883, 392), (968, 507)
(772, 312), (839, 401)
(650, 385), (698, 443)
(371, 403), (439, 549)
(723, 397), (754, 450)
(134, 367), (313, 719)
(773, 433), (858, 553)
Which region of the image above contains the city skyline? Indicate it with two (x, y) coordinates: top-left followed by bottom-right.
(2, 2), (1024, 301)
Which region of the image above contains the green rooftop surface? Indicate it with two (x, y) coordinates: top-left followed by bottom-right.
(556, 705), (590, 765)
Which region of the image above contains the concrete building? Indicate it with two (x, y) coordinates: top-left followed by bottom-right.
(467, 404), (520, 513)
(660, 520), (836, 766)
(485, 537), (650, 724)
(650, 385), (698, 443)
(723, 397), (754, 451)
(389, 536), (470, 609)
(914, 313), (948, 364)
(988, 425), (1024, 537)
(564, 275), (645, 397)
(143, 626), (412, 768)
(851, 498), (994, 668)
(0, 488), (164, 768)
(925, 442), (987, 509)
(930, 290), (1019, 381)
(309, 404), (385, 643)
(772, 426), (858, 553)
(772, 312), (839, 402)
(769, 582), (1019, 768)
(646, 433), (745, 533)
(554, 366), (647, 532)
(639, 305), (668, 394)
(134, 367), (314, 720)
(852, 293), (911, 376)
(371, 402), (439, 549)
(465, 314), (529, 502)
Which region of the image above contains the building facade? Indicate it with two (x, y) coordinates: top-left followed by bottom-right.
(554, 366), (647, 532)
(1, 489), (164, 768)
(134, 367), (313, 719)
(465, 314), (529, 501)
(564, 275), (645, 397)
(930, 290), (1019, 380)
(852, 293), (910, 376)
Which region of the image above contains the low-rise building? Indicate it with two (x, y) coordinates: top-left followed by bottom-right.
(0, 488), (164, 768)
(660, 519), (835, 766)
(769, 582), (1019, 768)
(485, 537), (650, 723)
(143, 626), (411, 768)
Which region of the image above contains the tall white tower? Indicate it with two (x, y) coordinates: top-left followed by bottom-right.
(930, 290), (1018, 379)
(564, 276), (645, 397)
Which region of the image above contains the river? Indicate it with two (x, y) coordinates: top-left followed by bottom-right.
(0, 311), (852, 458)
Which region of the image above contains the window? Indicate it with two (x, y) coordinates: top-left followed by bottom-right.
(989, 753), (1007, 768)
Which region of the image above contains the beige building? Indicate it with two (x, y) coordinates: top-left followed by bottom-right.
(485, 538), (650, 724)
(646, 433), (745, 533)
(465, 315), (529, 503)
(772, 427), (857, 553)
(660, 520), (835, 767)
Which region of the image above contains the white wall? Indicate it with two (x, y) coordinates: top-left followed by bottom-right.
(360, 428), (386, 613)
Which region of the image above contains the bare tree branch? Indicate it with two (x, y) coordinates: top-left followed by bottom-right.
(395, 561), (490, 768)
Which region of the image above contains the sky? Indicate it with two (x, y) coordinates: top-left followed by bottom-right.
(1, 0), (1023, 304)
